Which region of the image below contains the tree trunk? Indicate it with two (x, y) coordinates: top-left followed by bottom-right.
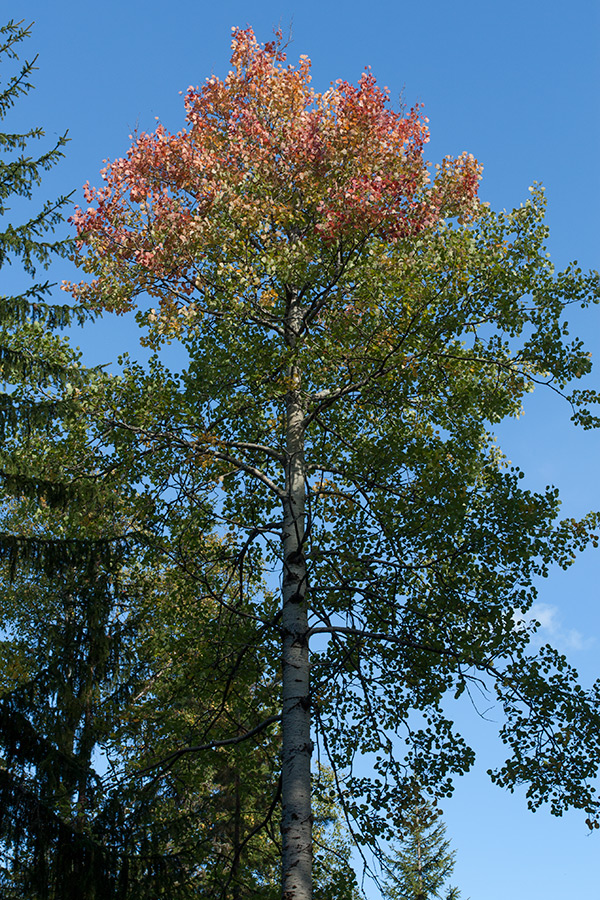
(281, 291), (312, 900)
(232, 767), (241, 900)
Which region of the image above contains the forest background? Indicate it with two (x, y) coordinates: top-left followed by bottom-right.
(3, 0), (600, 897)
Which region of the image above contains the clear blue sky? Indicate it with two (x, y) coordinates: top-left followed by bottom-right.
(5, 1), (600, 897)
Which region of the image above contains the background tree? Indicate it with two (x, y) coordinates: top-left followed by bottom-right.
(67, 25), (600, 900)
(0, 501), (146, 899)
(0, 14), (86, 511)
(0, 20), (172, 898)
(0, 19), (111, 895)
(382, 799), (462, 900)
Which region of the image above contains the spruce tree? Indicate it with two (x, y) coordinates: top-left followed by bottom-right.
(0, 16), (91, 555)
(383, 801), (462, 900)
(0, 20), (137, 898)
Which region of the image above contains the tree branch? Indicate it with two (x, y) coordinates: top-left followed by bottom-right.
(139, 713), (282, 774)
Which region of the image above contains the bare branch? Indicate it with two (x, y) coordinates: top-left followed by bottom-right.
(139, 713), (282, 774)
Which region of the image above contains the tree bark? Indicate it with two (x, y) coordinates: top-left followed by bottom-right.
(232, 767), (241, 900)
(281, 290), (312, 900)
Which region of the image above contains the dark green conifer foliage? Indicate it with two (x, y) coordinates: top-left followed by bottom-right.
(0, 17), (95, 537)
(0, 20), (138, 898)
(383, 801), (462, 900)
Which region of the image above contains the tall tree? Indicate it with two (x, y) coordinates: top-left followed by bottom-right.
(67, 27), (600, 900)
(0, 20), (140, 898)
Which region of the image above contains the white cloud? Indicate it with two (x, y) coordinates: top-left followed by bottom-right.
(530, 603), (558, 633)
(528, 602), (595, 652)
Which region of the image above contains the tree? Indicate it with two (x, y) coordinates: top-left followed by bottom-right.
(382, 799), (462, 900)
(67, 26), (600, 900)
(0, 20), (145, 897)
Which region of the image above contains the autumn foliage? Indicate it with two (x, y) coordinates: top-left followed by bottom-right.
(66, 27), (481, 322)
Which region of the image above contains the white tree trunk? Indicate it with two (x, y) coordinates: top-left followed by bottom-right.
(281, 292), (312, 900)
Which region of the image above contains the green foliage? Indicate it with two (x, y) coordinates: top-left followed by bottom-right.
(84, 181), (600, 847)
(105, 529), (361, 899)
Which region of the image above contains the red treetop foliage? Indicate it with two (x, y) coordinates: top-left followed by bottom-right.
(66, 27), (481, 319)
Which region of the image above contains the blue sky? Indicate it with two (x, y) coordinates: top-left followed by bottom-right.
(5, 1), (600, 896)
